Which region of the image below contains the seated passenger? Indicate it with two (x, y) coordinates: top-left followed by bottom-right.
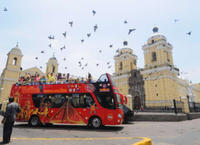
(34, 72), (40, 83)
(40, 76), (46, 84)
(80, 78), (85, 83)
(65, 73), (70, 83)
(25, 73), (31, 84)
(47, 73), (56, 84)
(17, 76), (24, 85)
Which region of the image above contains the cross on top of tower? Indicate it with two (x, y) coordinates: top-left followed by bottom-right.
(16, 42), (19, 47)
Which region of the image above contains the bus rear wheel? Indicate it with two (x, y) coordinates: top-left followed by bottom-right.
(29, 116), (41, 127)
(89, 117), (102, 128)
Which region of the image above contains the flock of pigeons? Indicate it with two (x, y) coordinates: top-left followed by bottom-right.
(36, 9), (137, 72)
(2, 7), (192, 76)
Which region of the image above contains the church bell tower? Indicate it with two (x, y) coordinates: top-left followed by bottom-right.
(113, 41), (138, 95)
(0, 43), (23, 102)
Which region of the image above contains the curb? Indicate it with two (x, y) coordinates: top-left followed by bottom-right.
(132, 137), (152, 145)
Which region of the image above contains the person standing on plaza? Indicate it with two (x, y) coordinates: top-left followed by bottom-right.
(1, 97), (20, 144)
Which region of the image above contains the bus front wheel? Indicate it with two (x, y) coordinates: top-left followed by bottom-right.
(29, 116), (41, 126)
(89, 117), (102, 128)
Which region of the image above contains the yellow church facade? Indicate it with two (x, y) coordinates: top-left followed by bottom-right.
(114, 27), (200, 112)
(0, 44), (59, 103)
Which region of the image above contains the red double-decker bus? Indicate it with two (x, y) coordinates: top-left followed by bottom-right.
(11, 73), (123, 128)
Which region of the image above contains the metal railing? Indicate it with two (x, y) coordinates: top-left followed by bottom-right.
(142, 100), (184, 113)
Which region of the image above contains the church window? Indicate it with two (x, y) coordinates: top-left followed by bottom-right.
(134, 59), (137, 65)
(166, 52), (170, 62)
(119, 62), (123, 70)
(151, 40), (155, 44)
(156, 93), (158, 96)
(152, 52), (157, 61)
(52, 65), (55, 73)
(13, 57), (17, 65)
(134, 72), (137, 78)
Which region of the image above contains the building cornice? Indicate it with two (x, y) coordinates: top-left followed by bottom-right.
(141, 65), (179, 76)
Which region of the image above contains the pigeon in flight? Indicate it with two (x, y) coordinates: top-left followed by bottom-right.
(124, 20), (128, 24)
(60, 45), (66, 51)
(109, 45), (113, 48)
(3, 8), (8, 11)
(81, 57), (84, 60)
(40, 66), (43, 69)
(94, 24), (98, 32)
(99, 50), (102, 53)
(128, 29), (136, 35)
(85, 63), (88, 67)
(92, 10), (96, 16)
(186, 31), (192, 35)
(48, 35), (55, 40)
(41, 51), (45, 53)
(63, 32), (67, 38)
(87, 33), (91, 37)
(78, 61), (82, 66)
(174, 19), (179, 23)
(69, 21), (73, 27)
(107, 62), (110, 65)
(35, 57), (38, 60)
(96, 64), (99, 67)
(81, 39), (84, 43)
(81, 67), (84, 70)
(65, 67), (67, 69)
(63, 58), (66, 61)
(48, 44), (52, 48)
(108, 66), (112, 69)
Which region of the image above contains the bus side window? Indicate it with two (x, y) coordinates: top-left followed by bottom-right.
(69, 93), (95, 108)
(69, 94), (79, 108)
(32, 94), (43, 108)
(48, 94), (66, 108)
(84, 94), (95, 108)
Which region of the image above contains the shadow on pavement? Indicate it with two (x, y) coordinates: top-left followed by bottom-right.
(14, 123), (124, 132)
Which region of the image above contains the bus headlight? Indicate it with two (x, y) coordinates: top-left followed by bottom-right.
(118, 114), (122, 118)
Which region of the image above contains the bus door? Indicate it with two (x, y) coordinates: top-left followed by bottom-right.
(95, 92), (116, 124)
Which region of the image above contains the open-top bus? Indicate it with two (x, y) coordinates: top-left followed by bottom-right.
(11, 73), (124, 128)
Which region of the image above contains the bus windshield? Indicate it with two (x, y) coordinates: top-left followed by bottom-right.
(95, 92), (115, 109)
(97, 73), (117, 88)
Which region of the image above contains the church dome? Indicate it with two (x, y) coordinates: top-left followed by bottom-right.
(47, 56), (58, 65)
(8, 43), (23, 56)
(147, 27), (167, 44)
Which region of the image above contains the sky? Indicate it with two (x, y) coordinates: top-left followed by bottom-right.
(0, 0), (199, 82)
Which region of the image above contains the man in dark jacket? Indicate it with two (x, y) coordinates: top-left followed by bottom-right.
(1, 97), (20, 144)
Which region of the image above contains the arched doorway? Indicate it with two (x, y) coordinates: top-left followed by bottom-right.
(133, 96), (141, 110)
